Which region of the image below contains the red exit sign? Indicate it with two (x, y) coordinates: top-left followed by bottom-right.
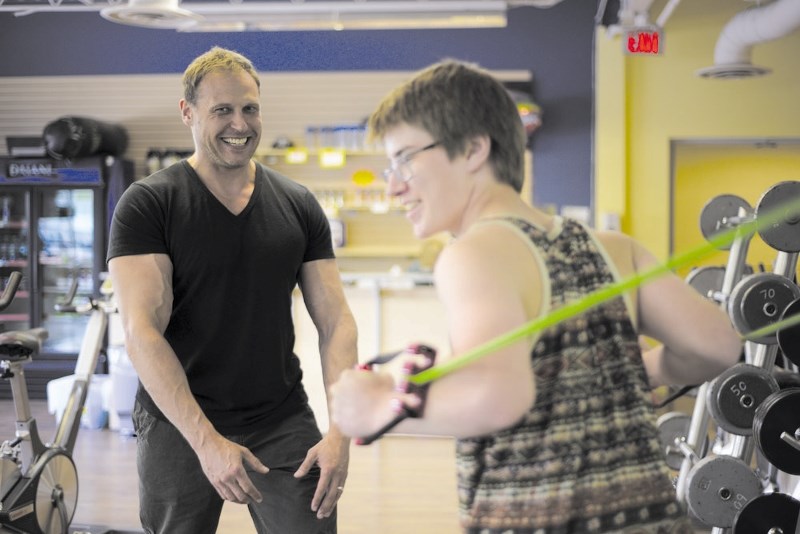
(625, 27), (662, 55)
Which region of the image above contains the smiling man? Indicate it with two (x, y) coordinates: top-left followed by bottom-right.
(107, 47), (357, 534)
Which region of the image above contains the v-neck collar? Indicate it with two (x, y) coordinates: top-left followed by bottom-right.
(183, 160), (260, 219)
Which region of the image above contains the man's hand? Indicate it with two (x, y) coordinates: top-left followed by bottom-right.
(330, 370), (399, 439)
(196, 433), (270, 504)
(294, 433), (350, 519)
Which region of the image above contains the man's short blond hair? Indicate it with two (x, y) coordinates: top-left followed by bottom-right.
(182, 46), (260, 104)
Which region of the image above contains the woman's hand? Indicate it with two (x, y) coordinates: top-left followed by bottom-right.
(331, 350), (433, 438)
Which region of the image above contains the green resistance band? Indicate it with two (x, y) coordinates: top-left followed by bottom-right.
(409, 196), (800, 386)
(740, 311), (800, 343)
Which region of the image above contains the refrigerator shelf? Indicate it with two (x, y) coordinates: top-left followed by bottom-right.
(0, 313), (29, 322)
(0, 260), (28, 268)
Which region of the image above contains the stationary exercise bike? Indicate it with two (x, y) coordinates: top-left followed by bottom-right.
(0, 271), (112, 534)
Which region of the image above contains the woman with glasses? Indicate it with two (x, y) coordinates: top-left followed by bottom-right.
(331, 59), (741, 533)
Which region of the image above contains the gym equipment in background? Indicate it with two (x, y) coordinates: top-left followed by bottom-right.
(42, 117), (128, 161)
(0, 272), (135, 534)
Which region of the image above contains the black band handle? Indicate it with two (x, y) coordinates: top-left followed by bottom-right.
(355, 344), (437, 446)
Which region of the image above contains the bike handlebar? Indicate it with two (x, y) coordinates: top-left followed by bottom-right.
(0, 272), (23, 311)
(54, 278), (80, 313)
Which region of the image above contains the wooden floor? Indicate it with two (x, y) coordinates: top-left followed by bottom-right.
(0, 400), (461, 534)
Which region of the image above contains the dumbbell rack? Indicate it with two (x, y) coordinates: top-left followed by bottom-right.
(665, 181), (800, 533)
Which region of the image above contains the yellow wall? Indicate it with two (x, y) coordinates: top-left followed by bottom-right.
(594, 25), (628, 232)
(672, 143), (800, 278)
(595, 0), (800, 260)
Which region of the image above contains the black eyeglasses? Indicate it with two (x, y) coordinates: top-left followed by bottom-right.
(381, 142), (441, 183)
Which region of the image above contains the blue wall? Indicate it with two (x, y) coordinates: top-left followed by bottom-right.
(0, 1), (596, 209)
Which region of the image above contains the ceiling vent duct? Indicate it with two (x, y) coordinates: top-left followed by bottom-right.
(697, 0), (800, 79)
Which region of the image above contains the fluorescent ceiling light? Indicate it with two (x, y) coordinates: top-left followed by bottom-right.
(98, 1), (508, 32)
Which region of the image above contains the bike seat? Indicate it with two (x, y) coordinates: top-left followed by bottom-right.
(0, 328), (48, 361)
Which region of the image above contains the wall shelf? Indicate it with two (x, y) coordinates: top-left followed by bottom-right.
(257, 148), (422, 262)
(257, 148), (383, 158)
(334, 245), (419, 258)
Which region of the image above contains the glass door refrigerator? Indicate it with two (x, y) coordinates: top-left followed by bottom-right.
(0, 155), (132, 398)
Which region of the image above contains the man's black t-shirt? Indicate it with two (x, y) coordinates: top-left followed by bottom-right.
(107, 160), (334, 434)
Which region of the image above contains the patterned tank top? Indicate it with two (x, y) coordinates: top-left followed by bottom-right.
(457, 217), (692, 534)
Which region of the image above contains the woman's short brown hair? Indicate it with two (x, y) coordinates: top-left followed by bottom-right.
(368, 59), (526, 193)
